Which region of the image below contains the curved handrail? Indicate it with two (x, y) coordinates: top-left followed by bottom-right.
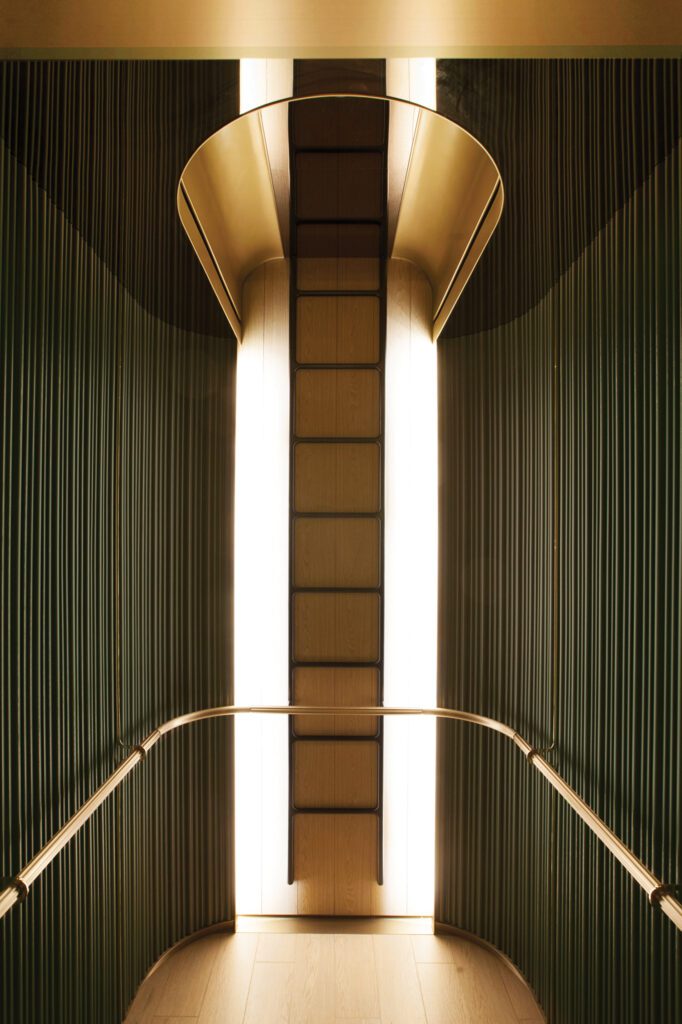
(1, 704), (680, 932)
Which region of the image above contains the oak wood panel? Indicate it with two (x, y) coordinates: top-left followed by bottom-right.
(235, 917), (432, 935)
(197, 933), (258, 1024)
(295, 370), (380, 437)
(414, 935), (544, 1021)
(334, 935), (381, 1019)
(414, 934), (542, 1021)
(151, 1017), (200, 1023)
(293, 667), (379, 736)
(416, 964), (470, 1023)
(297, 258), (380, 292)
(294, 518), (380, 588)
(335, 816), (377, 916)
(296, 153), (383, 220)
(294, 741), (379, 808)
(454, 940), (522, 1020)
(411, 935), (456, 964)
(498, 961), (545, 1021)
(242, 962), (293, 1024)
(256, 933), (299, 963)
(373, 936), (427, 1024)
(296, 816), (336, 916)
(293, 98), (386, 150)
(151, 937), (221, 1017)
(293, 592), (381, 662)
(295, 816), (378, 916)
(290, 933), (336, 1024)
(294, 443), (380, 513)
(127, 933), (539, 1024)
(298, 223), (381, 259)
(296, 296), (380, 364)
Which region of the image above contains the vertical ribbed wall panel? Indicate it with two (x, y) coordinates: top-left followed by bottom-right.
(1, 61), (237, 1024)
(437, 105), (681, 1023)
(436, 60), (681, 341)
(436, 272), (555, 1008)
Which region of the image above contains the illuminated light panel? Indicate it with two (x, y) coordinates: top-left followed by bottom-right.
(234, 261), (293, 913)
(239, 58), (294, 114)
(382, 260), (438, 914)
(234, 60), (439, 917)
(386, 57), (437, 109)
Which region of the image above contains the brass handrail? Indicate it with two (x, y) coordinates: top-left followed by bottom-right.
(1, 704), (680, 932)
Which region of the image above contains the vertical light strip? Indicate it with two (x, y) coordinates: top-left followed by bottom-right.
(235, 57), (294, 914)
(239, 58), (294, 114)
(383, 261), (438, 914)
(234, 261), (292, 913)
(383, 57), (438, 917)
(386, 58), (437, 109)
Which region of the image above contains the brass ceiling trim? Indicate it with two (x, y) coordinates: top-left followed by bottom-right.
(2, 0), (680, 51)
(179, 94), (503, 341)
(3, 47), (682, 58)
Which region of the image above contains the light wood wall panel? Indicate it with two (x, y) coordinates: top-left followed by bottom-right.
(296, 153), (383, 220)
(294, 518), (381, 588)
(294, 742), (379, 808)
(293, 667), (380, 736)
(295, 816), (378, 916)
(295, 369), (381, 437)
(294, 443), (381, 513)
(293, 593), (381, 663)
(296, 296), (380, 364)
(298, 257), (381, 292)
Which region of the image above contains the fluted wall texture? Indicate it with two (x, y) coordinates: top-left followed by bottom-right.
(436, 63), (681, 1024)
(1, 63), (237, 1023)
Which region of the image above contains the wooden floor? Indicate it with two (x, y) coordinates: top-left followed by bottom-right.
(124, 926), (545, 1024)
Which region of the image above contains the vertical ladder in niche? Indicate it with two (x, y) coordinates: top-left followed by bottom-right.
(287, 97), (388, 913)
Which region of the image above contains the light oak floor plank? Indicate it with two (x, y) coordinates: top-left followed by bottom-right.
(243, 961), (294, 1024)
(334, 935), (380, 1020)
(151, 1018), (199, 1023)
(236, 916), (432, 934)
(417, 963), (471, 1023)
(456, 941), (520, 1021)
(373, 935), (427, 1024)
(428, 939), (517, 1023)
(126, 928), (544, 1024)
(198, 933), (258, 1023)
(257, 932), (299, 962)
(151, 937), (222, 1018)
(290, 933), (335, 1024)
(411, 934), (456, 964)
(496, 959), (544, 1021)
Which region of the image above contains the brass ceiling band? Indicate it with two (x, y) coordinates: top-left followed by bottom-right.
(1, 704), (681, 933)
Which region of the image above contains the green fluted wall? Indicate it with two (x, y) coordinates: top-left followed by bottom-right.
(1, 63), (237, 1024)
(436, 115), (681, 1024)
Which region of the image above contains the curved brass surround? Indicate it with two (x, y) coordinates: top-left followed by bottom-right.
(178, 108), (285, 336)
(2, 702), (681, 933)
(178, 95), (502, 340)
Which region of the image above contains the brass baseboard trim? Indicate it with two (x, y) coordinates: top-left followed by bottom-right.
(236, 914), (433, 934)
(434, 920), (546, 1021)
